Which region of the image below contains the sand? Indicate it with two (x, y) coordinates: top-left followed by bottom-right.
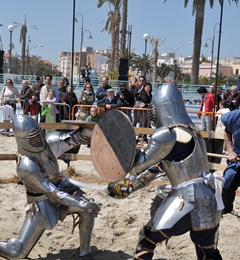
(0, 134), (240, 260)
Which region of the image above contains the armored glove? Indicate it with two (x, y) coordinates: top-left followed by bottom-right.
(108, 179), (133, 199)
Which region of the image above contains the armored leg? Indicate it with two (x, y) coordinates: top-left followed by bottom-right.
(0, 211), (45, 259)
(134, 214), (192, 260)
(190, 225), (222, 260)
(79, 212), (96, 257)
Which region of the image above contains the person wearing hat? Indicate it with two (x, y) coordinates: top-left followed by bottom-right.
(97, 88), (122, 111)
(197, 86), (215, 131)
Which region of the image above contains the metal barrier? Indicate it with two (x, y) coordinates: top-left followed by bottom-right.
(71, 104), (203, 130)
(0, 98), (71, 123)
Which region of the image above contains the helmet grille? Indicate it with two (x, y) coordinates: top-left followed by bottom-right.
(27, 127), (46, 148)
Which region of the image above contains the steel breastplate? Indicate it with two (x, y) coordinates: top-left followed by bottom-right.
(163, 128), (209, 187)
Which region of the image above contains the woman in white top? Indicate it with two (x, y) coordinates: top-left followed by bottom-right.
(215, 100), (230, 153)
(215, 100), (230, 133)
(0, 78), (20, 112)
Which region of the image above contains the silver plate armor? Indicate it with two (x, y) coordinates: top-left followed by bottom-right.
(0, 114), (100, 259)
(127, 83), (222, 231)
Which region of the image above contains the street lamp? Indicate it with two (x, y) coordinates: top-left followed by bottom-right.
(26, 41), (43, 75)
(143, 33), (149, 78)
(203, 38), (214, 79)
(75, 13), (84, 77)
(8, 24), (14, 73)
(203, 23), (220, 81)
(160, 41), (193, 65)
(79, 29), (93, 78)
(71, 0), (76, 86)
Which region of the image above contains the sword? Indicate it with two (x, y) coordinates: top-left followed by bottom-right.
(61, 172), (108, 190)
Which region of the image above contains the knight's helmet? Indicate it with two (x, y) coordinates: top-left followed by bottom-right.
(13, 114), (47, 153)
(148, 83), (193, 128)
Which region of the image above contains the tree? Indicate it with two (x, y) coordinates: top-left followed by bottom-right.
(131, 54), (152, 76)
(164, 0), (238, 84)
(97, 0), (121, 72)
(150, 37), (166, 86)
(13, 15), (38, 75)
(150, 38), (159, 86)
(119, 0), (128, 58)
(157, 63), (171, 82)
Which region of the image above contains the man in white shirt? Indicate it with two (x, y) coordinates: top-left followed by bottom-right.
(0, 101), (14, 136)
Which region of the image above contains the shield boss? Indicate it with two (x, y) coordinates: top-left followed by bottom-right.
(91, 110), (136, 182)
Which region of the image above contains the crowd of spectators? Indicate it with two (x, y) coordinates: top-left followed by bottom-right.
(0, 75), (153, 142)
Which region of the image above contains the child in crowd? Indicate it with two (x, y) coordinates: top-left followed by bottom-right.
(0, 101), (14, 136)
(42, 91), (59, 135)
(86, 106), (101, 122)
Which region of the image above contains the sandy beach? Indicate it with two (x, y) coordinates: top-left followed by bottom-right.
(0, 134), (240, 260)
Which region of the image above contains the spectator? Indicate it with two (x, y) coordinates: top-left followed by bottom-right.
(75, 106), (88, 121)
(62, 77), (69, 89)
(221, 109), (240, 214)
(116, 83), (134, 119)
(57, 78), (67, 122)
(215, 100), (230, 153)
(223, 90), (232, 107)
(215, 87), (223, 111)
(135, 82), (152, 143)
(86, 106), (101, 122)
(97, 88), (121, 111)
(236, 75), (240, 92)
(31, 76), (44, 99)
(79, 82), (95, 105)
(197, 86), (215, 131)
(229, 85), (240, 110)
(24, 93), (41, 121)
(0, 78), (20, 113)
(42, 90), (59, 135)
(85, 106), (101, 148)
(0, 101), (14, 136)
(116, 82), (134, 108)
(133, 76), (146, 127)
(40, 75), (59, 104)
(16, 80), (33, 115)
(96, 76), (111, 101)
(40, 75), (59, 122)
(61, 85), (78, 120)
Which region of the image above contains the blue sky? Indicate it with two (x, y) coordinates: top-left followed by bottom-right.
(0, 0), (239, 65)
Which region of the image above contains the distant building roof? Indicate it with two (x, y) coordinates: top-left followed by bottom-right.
(4, 53), (15, 58)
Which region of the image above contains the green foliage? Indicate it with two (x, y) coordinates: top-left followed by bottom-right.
(198, 76), (210, 85)
(108, 69), (119, 80)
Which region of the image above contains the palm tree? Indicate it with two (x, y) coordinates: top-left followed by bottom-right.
(13, 15), (38, 75)
(119, 0), (128, 58)
(164, 0), (238, 84)
(150, 37), (166, 86)
(150, 38), (159, 86)
(131, 54), (152, 76)
(157, 63), (171, 82)
(97, 0), (121, 72)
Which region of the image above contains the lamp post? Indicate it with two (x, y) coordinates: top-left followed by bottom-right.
(79, 29), (93, 78)
(143, 33), (149, 78)
(203, 23), (220, 81)
(75, 13), (84, 78)
(160, 41), (193, 65)
(203, 38), (214, 79)
(8, 24), (14, 73)
(26, 43), (43, 75)
(213, 1), (224, 121)
(70, 0), (76, 86)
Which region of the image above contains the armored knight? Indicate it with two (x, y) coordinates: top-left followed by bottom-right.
(0, 114), (101, 259)
(109, 83), (224, 260)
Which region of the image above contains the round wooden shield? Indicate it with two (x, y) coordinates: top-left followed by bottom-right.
(91, 110), (136, 182)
